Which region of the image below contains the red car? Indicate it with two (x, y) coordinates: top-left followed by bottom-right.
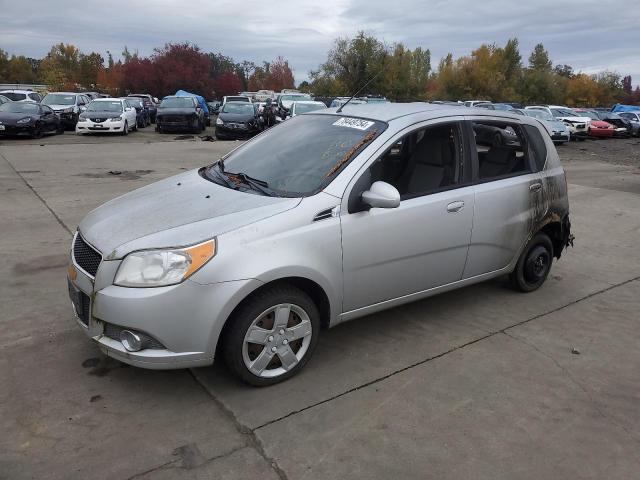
(574, 109), (614, 138)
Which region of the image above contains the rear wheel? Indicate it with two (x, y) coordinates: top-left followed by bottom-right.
(222, 284), (320, 386)
(510, 233), (553, 292)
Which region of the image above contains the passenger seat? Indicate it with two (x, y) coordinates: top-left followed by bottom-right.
(479, 147), (517, 178)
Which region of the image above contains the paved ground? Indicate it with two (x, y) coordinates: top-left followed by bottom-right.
(0, 134), (639, 479)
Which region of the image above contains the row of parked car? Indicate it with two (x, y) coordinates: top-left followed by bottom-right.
(457, 101), (640, 143)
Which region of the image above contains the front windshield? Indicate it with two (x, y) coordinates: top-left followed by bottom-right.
(493, 104), (513, 110)
(86, 101), (123, 112)
(0, 102), (39, 113)
(294, 103), (326, 114)
(576, 111), (599, 120)
(209, 115), (386, 196)
(43, 94), (75, 106)
(222, 103), (254, 114)
(551, 108), (575, 117)
(280, 94), (311, 102)
(160, 97), (194, 108)
(526, 110), (554, 121)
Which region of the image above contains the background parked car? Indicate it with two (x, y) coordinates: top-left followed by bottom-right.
(0, 101), (62, 138)
(618, 111), (640, 136)
(514, 108), (571, 144)
(215, 101), (262, 140)
(207, 101), (221, 115)
(76, 98), (138, 135)
(0, 89), (42, 102)
(156, 96), (204, 133)
(289, 100), (328, 117)
(593, 111), (633, 138)
(122, 97), (150, 128)
(222, 95), (251, 106)
(526, 106), (590, 140)
(573, 109), (615, 138)
(41, 92), (91, 129)
(127, 94), (157, 123)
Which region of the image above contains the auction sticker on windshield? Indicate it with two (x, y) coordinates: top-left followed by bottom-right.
(332, 117), (375, 130)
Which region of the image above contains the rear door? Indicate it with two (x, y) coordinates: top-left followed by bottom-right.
(462, 117), (544, 278)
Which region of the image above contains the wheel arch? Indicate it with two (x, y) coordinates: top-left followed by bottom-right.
(215, 276), (332, 359)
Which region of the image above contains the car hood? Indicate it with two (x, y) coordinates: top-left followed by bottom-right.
(218, 112), (255, 122)
(557, 115), (591, 124)
(80, 111), (122, 119)
(46, 104), (75, 111)
(589, 120), (613, 128)
(78, 169), (301, 259)
(546, 120), (569, 131)
(0, 112), (36, 124)
(157, 108), (195, 115)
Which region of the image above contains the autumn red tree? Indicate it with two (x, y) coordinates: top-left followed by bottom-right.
(121, 57), (156, 94)
(151, 43), (215, 98)
(265, 56), (295, 91)
(214, 71), (243, 97)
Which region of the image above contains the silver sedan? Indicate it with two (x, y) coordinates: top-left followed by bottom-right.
(68, 103), (572, 385)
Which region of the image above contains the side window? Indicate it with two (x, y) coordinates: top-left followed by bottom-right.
(522, 124), (547, 172)
(29, 93), (41, 102)
(42, 105), (53, 114)
(472, 121), (531, 181)
(369, 123), (462, 200)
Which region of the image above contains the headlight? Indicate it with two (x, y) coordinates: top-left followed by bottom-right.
(216, 117), (223, 126)
(114, 239), (216, 287)
(17, 117), (32, 124)
(108, 116), (122, 122)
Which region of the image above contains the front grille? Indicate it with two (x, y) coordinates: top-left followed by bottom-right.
(90, 118), (105, 123)
(164, 115), (187, 123)
(73, 234), (102, 277)
(103, 323), (166, 349)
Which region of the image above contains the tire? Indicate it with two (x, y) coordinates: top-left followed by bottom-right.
(32, 126), (43, 139)
(57, 123), (65, 134)
(122, 121), (128, 136)
(222, 284), (320, 386)
(509, 233), (553, 292)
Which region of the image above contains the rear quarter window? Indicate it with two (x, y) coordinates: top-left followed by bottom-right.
(522, 124), (548, 172)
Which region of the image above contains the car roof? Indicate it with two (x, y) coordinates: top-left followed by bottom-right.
(46, 92), (78, 95)
(314, 102), (522, 122)
(294, 101), (325, 105)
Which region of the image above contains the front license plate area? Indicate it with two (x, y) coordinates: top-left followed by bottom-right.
(68, 279), (90, 326)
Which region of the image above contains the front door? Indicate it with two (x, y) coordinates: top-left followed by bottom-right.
(340, 121), (474, 313)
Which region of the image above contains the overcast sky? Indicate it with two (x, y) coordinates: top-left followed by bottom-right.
(2, 0), (639, 84)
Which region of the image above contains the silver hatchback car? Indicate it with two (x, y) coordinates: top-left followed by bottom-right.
(68, 103), (572, 386)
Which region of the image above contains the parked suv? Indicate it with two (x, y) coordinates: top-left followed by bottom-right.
(42, 92), (91, 129)
(0, 89), (42, 102)
(156, 96), (204, 133)
(68, 104), (572, 386)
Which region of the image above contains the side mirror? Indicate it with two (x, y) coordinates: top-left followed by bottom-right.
(361, 181), (400, 209)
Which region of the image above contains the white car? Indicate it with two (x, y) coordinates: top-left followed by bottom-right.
(76, 98), (138, 135)
(526, 105), (590, 140)
(290, 100), (327, 117)
(0, 89), (42, 103)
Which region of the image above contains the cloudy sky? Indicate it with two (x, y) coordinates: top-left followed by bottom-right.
(2, 0), (639, 84)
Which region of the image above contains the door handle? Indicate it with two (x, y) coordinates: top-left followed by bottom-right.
(530, 182), (542, 192)
(447, 201), (465, 213)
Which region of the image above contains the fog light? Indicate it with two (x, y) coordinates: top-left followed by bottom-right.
(120, 330), (143, 352)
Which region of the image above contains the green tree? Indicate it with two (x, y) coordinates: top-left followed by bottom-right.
(529, 43), (552, 71)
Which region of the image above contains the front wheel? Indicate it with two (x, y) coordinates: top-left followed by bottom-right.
(509, 233), (553, 292)
(222, 284), (320, 386)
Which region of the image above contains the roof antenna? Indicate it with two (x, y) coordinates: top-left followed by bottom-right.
(336, 64), (385, 113)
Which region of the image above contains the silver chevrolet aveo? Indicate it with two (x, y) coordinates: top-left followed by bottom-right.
(68, 103), (572, 386)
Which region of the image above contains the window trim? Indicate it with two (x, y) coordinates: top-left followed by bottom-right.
(466, 118), (535, 185)
(346, 118), (471, 213)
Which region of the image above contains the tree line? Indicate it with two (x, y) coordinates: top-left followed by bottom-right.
(0, 43), (295, 99)
(1, 33), (638, 106)
(307, 33), (639, 106)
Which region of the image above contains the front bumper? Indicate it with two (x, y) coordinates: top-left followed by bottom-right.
(215, 124), (259, 139)
(0, 124), (36, 136)
(76, 119), (125, 133)
(588, 128), (614, 138)
(55, 111), (78, 127)
(68, 260), (259, 369)
(551, 132), (570, 143)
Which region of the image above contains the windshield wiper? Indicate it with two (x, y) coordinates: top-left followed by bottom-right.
(207, 163), (236, 189)
(225, 171), (274, 196)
